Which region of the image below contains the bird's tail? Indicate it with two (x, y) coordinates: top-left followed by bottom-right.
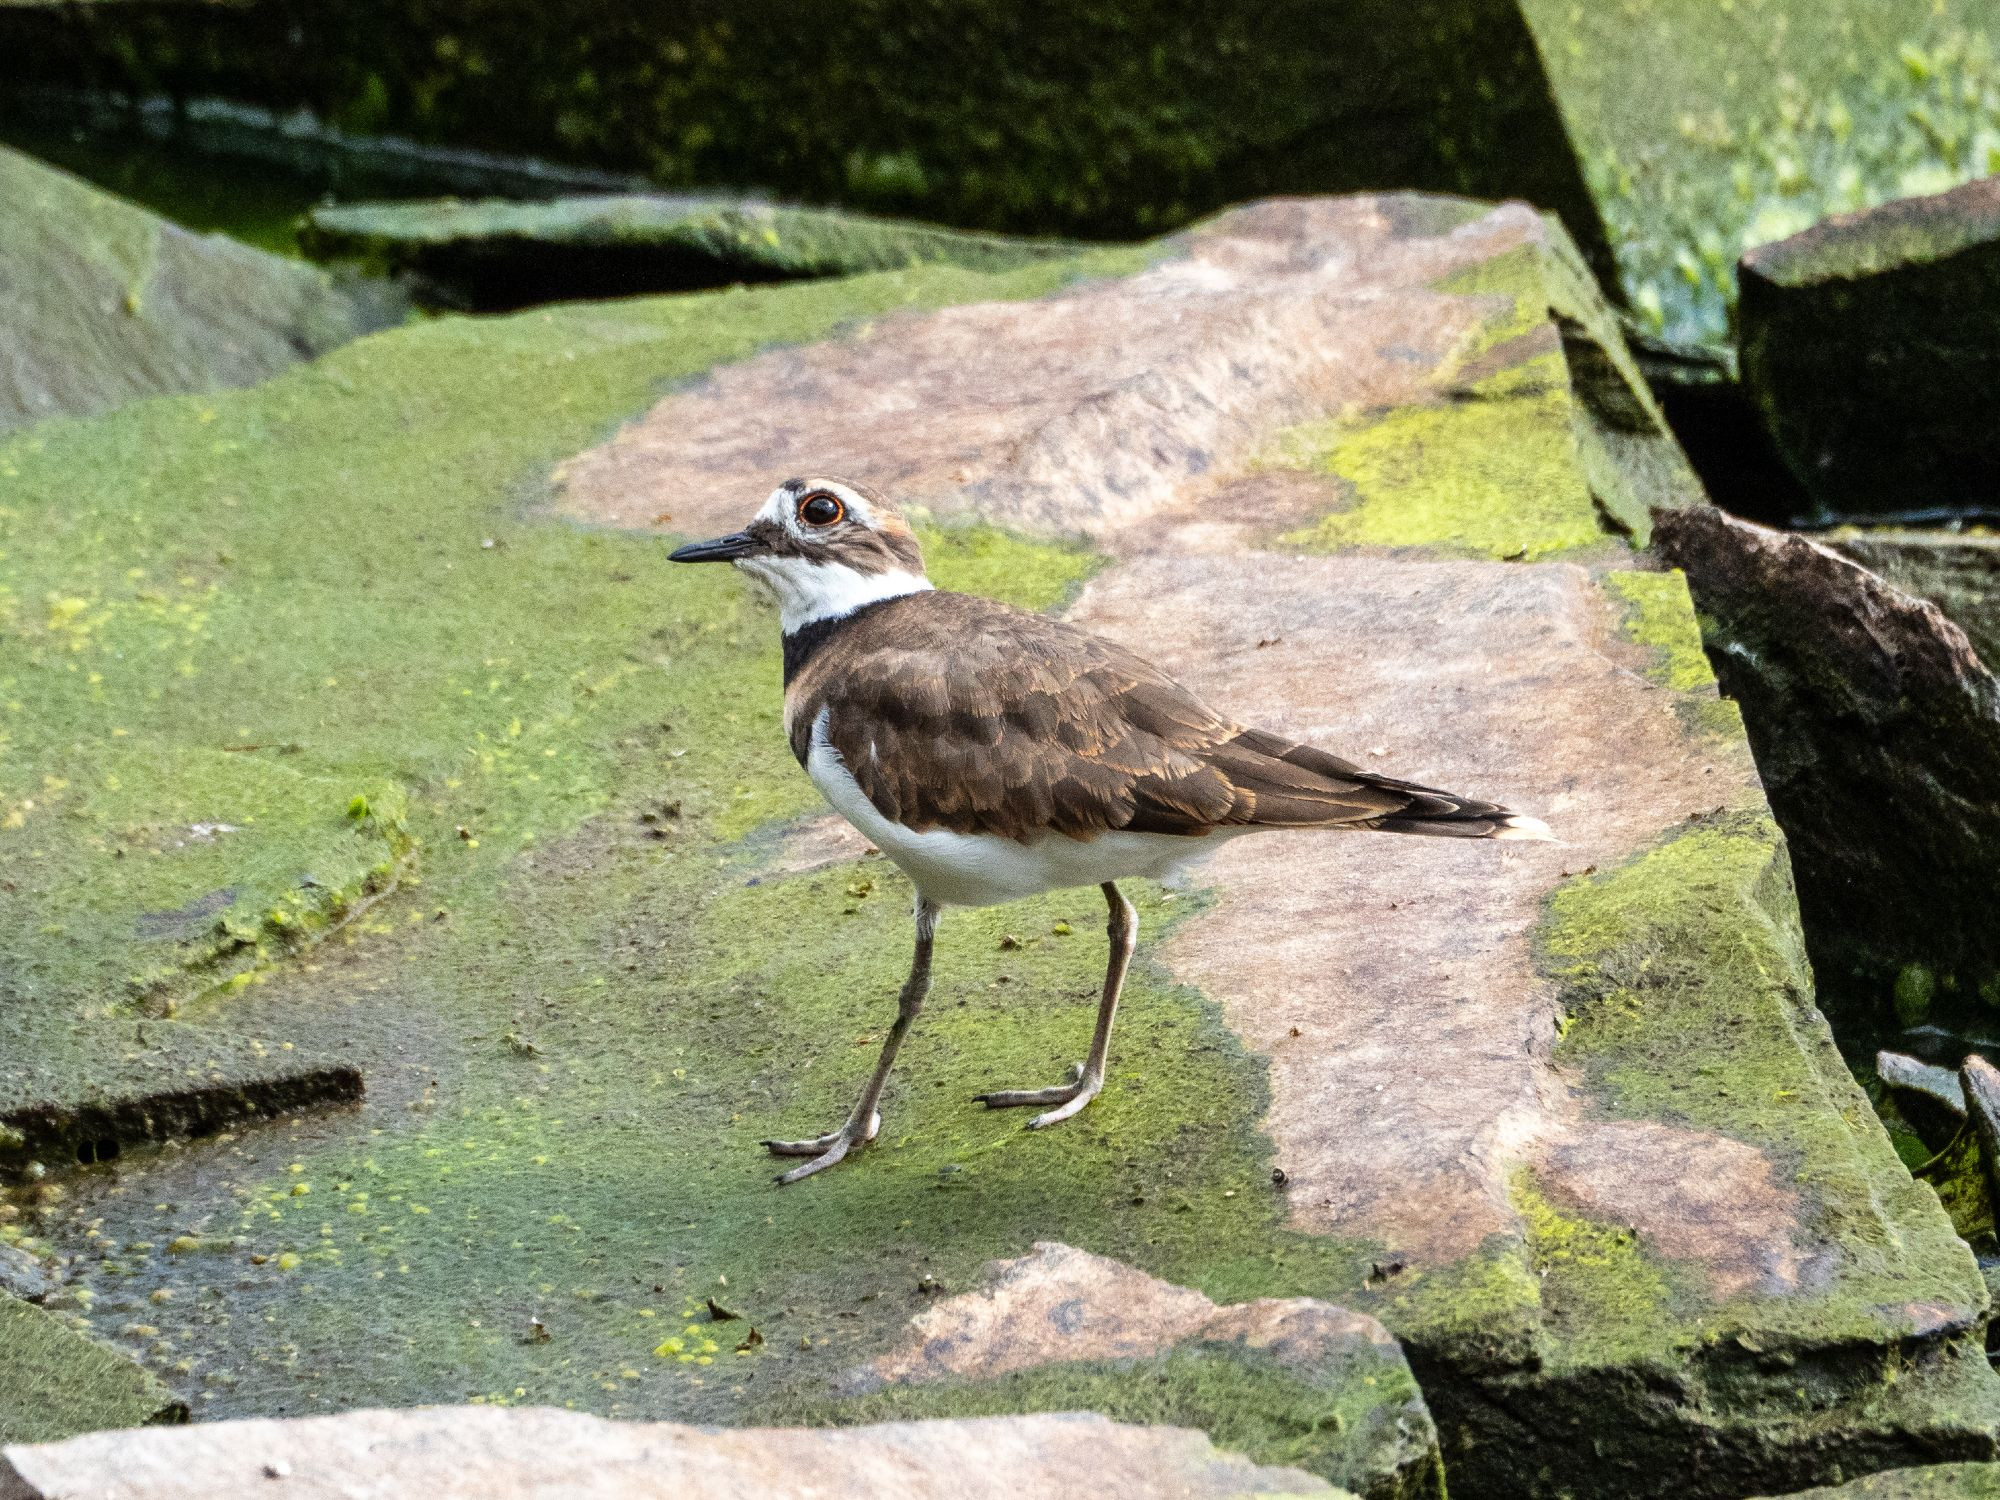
(1219, 729), (1555, 841)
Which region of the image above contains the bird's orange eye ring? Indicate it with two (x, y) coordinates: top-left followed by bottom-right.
(798, 492), (845, 527)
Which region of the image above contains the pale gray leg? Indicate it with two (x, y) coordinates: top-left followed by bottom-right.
(976, 881), (1135, 1129)
(764, 896), (939, 1185)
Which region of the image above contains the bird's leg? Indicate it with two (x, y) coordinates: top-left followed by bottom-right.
(976, 881), (1135, 1129)
(763, 896), (938, 1185)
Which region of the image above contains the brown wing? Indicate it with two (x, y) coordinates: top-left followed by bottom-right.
(787, 592), (1490, 842)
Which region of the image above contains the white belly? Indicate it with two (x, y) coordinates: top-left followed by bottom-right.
(804, 714), (1246, 907)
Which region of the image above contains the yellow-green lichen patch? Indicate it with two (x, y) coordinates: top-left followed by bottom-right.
(1510, 1168), (1680, 1372)
(1604, 570), (1715, 695)
(1603, 568), (1742, 741)
(1541, 815), (1989, 1354)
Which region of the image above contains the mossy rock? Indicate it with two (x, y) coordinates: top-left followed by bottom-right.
(0, 0), (1611, 268)
(0, 1293), (182, 1444)
(1, 194), (1994, 1495)
(0, 144), (401, 434)
(300, 194), (1088, 310)
(1739, 177), (2000, 523)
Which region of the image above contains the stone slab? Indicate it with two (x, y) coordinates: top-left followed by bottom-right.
(2, 193), (1992, 1500)
(300, 194), (1086, 310)
(842, 1241), (1439, 1500)
(1740, 176), (2000, 524)
(1656, 506), (2000, 1029)
(0, 1407), (1338, 1500)
(0, 145), (398, 433)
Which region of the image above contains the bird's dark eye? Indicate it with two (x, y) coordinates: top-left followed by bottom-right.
(799, 492), (845, 527)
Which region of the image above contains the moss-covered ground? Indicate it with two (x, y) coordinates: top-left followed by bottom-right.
(0, 246), (1400, 1439)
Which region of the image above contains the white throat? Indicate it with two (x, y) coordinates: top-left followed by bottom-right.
(737, 554), (932, 633)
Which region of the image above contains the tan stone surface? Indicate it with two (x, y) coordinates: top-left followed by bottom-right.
(0, 1407), (1338, 1500)
(558, 194), (1817, 1299)
(852, 1240), (1396, 1392)
(557, 197), (1532, 540)
(1071, 554), (1769, 1278)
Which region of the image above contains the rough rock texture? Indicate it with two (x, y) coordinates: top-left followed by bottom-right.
(3, 195), (1993, 1496)
(0, 145), (397, 433)
(1654, 506), (2000, 1032)
(841, 1242), (1439, 1500)
(1740, 176), (2000, 524)
(0, 1407), (1339, 1500)
(0, 1), (1611, 262)
(1837, 530), (2000, 670)
(300, 194), (1085, 310)
(1761, 1464), (2000, 1499)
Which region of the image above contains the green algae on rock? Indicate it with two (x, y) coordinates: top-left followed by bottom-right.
(301, 194), (1088, 310)
(0, 1292), (182, 1444)
(0, 145), (401, 434)
(1274, 220), (1700, 561)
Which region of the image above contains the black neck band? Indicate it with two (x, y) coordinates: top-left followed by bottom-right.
(781, 596), (898, 684)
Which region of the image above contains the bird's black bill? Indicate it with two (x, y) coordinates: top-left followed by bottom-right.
(668, 531), (761, 563)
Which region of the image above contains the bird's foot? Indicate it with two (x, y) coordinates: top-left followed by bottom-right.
(761, 1110), (880, 1185)
(974, 1063), (1103, 1129)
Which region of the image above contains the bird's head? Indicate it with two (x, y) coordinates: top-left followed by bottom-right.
(669, 477), (932, 633)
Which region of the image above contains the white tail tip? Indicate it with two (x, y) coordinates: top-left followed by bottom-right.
(1493, 815), (1556, 842)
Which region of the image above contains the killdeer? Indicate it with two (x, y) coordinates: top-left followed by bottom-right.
(672, 477), (1551, 1184)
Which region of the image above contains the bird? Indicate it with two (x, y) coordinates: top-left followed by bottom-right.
(670, 477), (1551, 1184)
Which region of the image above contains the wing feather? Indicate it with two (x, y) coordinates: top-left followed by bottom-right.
(786, 592), (1496, 842)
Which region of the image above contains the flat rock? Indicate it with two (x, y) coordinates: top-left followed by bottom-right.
(843, 1241), (1439, 1500)
(0, 146), (398, 433)
(0, 1295), (181, 1446)
(0, 1407), (1338, 1500)
(1759, 1465), (2000, 1499)
(1655, 506), (2000, 1028)
(300, 195), (1086, 310)
(3, 194), (1992, 1498)
(1740, 175), (2000, 523)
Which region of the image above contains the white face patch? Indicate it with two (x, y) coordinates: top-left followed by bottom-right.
(736, 554), (930, 634)
(739, 478), (928, 633)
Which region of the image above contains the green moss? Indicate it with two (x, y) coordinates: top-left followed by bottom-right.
(1895, 964), (1939, 1029)
(820, 1342), (1439, 1500)
(1782, 1461), (2000, 1499)
(0, 1293), (181, 1443)
(1511, 1168), (1677, 1370)
(1541, 814), (1988, 1351)
(1605, 570), (1716, 695)
(1271, 374), (1608, 562)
